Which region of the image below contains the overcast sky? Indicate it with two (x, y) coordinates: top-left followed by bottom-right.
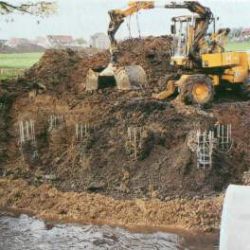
(0, 0), (249, 41)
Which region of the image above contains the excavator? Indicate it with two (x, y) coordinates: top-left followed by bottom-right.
(86, 1), (250, 105)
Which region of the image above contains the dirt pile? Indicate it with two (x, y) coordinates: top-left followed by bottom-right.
(212, 102), (250, 185)
(1, 35), (250, 232)
(0, 87), (17, 176)
(2, 85), (250, 200)
(23, 49), (108, 94)
(0, 35), (250, 204)
(0, 178), (223, 232)
(115, 36), (173, 86)
(23, 36), (173, 94)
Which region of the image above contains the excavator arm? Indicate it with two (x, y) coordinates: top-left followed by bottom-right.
(164, 1), (212, 17)
(108, 1), (154, 63)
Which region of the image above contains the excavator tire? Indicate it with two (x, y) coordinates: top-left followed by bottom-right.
(180, 74), (214, 105)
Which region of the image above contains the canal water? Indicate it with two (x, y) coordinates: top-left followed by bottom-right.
(0, 214), (218, 250)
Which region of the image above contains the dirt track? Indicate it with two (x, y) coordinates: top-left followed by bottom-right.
(0, 36), (250, 231)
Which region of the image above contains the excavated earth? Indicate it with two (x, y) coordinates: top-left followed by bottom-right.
(0, 36), (250, 232)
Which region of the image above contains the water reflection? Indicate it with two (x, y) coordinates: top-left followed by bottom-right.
(0, 214), (217, 250)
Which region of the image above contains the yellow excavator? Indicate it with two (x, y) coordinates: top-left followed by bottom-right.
(86, 1), (250, 105)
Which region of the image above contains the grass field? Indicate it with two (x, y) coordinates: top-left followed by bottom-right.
(0, 52), (43, 80)
(226, 41), (250, 51)
(0, 53), (43, 69)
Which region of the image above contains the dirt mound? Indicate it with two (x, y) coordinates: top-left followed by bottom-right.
(115, 36), (173, 86)
(0, 35), (250, 235)
(23, 36), (173, 94)
(23, 49), (105, 94)
(0, 178), (223, 232)
(1, 84), (249, 200)
(0, 36), (250, 202)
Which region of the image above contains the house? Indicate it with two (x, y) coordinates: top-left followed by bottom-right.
(230, 27), (250, 42)
(34, 36), (51, 49)
(0, 39), (7, 46)
(33, 36), (88, 49)
(5, 37), (45, 52)
(6, 38), (30, 48)
(90, 33), (110, 50)
(241, 28), (250, 41)
(47, 35), (74, 48)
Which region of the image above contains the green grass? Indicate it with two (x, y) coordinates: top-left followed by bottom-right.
(0, 52), (43, 80)
(226, 41), (250, 51)
(0, 53), (43, 69)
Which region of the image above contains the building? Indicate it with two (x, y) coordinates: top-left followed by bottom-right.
(0, 39), (7, 46)
(6, 38), (30, 48)
(34, 36), (51, 49)
(47, 35), (74, 48)
(230, 27), (250, 42)
(90, 33), (110, 50)
(241, 28), (250, 41)
(4, 38), (45, 52)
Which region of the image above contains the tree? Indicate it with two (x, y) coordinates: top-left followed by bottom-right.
(0, 1), (56, 17)
(75, 38), (87, 46)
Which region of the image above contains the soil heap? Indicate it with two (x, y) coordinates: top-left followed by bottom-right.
(0, 35), (249, 202)
(23, 36), (173, 94)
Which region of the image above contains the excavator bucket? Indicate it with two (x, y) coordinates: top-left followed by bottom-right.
(86, 64), (147, 91)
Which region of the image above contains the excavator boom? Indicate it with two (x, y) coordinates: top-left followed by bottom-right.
(108, 1), (154, 63)
(164, 1), (211, 17)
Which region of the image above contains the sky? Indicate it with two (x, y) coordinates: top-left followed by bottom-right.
(0, 0), (249, 41)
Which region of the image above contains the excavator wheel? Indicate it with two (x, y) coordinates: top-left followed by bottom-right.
(180, 74), (214, 105)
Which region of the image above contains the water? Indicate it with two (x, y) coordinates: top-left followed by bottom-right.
(0, 214), (218, 250)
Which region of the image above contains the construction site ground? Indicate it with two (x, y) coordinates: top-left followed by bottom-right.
(0, 36), (249, 233)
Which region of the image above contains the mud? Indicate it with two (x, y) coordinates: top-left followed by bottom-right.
(0, 178), (222, 232)
(0, 36), (249, 232)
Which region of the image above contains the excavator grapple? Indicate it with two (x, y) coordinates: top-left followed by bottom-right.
(86, 64), (147, 91)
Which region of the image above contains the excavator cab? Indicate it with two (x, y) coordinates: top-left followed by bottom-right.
(170, 15), (195, 67)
